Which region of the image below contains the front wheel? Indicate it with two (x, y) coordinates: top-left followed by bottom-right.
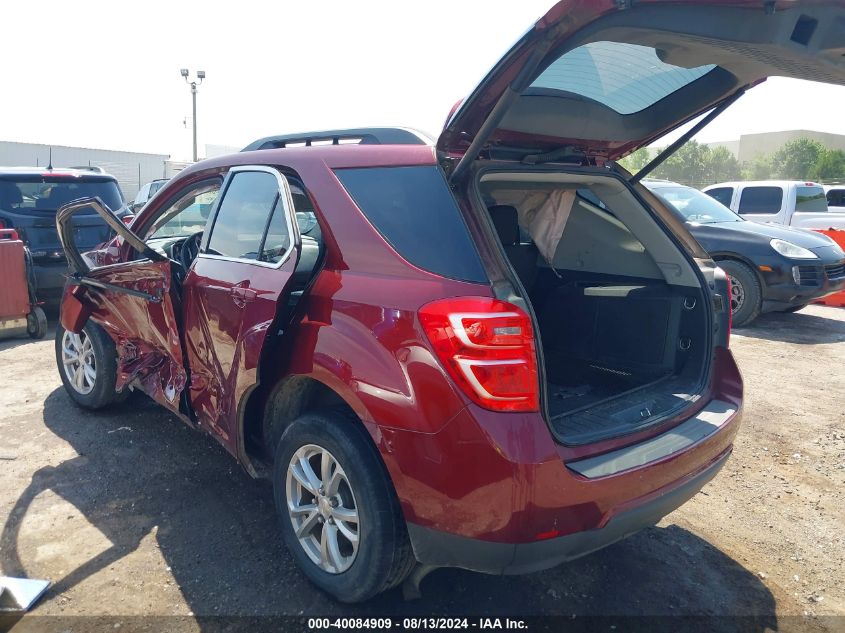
(55, 321), (124, 409)
(273, 411), (415, 602)
(719, 260), (762, 328)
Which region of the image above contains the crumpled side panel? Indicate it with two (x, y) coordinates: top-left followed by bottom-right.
(85, 260), (187, 412)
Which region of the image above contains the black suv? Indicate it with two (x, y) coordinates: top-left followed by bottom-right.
(0, 167), (127, 303)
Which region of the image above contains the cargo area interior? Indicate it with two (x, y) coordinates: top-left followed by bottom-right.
(480, 172), (709, 445)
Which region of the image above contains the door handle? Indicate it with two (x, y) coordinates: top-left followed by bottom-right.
(230, 285), (258, 308)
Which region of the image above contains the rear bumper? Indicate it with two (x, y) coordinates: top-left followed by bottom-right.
(407, 449), (730, 575)
(32, 261), (69, 303)
(379, 349), (742, 571)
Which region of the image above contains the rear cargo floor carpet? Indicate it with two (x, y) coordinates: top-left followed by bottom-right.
(548, 373), (702, 446)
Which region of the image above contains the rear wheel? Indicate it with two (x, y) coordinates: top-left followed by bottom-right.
(273, 411), (414, 602)
(719, 260), (761, 328)
(55, 321), (124, 409)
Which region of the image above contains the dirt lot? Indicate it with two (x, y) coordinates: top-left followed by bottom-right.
(0, 306), (843, 632)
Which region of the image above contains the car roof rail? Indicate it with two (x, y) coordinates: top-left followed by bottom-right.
(242, 127), (432, 151)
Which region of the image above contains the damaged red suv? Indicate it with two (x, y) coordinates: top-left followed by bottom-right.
(55, 0), (845, 603)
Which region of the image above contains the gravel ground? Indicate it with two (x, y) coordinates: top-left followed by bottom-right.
(0, 305), (843, 632)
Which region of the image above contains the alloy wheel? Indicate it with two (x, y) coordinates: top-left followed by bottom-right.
(728, 274), (745, 314)
(61, 329), (97, 395)
(286, 444), (360, 573)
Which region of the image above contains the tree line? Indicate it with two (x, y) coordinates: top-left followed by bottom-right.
(620, 138), (845, 189)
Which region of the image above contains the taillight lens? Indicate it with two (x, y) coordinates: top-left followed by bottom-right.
(419, 297), (539, 412)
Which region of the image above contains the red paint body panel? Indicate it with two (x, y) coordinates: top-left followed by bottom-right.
(59, 284), (93, 333)
(82, 261), (186, 412)
(277, 270), (492, 435)
(377, 347), (742, 543)
(182, 253), (298, 454)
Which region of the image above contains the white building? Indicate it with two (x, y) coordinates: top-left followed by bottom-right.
(0, 140), (179, 199)
(705, 130), (845, 163)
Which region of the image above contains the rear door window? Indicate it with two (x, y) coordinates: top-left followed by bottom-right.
(335, 166), (486, 283)
(795, 186), (828, 213)
(206, 170), (280, 261)
(260, 199), (292, 264)
(706, 187), (734, 208)
(738, 187), (783, 215)
(828, 189), (845, 207)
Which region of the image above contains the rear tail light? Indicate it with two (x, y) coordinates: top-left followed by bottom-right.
(419, 297), (539, 412)
(0, 218), (7, 229)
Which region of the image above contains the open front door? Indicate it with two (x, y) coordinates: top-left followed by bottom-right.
(57, 197), (188, 414)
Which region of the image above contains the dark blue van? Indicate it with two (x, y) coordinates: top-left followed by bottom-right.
(0, 167), (128, 303)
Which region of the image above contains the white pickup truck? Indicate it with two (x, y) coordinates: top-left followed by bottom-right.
(703, 181), (845, 229)
(826, 185), (845, 213)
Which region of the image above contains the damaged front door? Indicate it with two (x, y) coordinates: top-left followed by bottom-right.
(57, 197), (189, 414)
(181, 166), (303, 449)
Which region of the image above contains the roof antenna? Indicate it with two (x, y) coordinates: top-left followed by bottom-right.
(47, 147), (53, 170)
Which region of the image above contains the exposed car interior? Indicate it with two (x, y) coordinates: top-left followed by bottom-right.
(141, 176), (323, 293)
(480, 172), (709, 445)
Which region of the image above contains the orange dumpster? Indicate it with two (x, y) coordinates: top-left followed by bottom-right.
(813, 229), (845, 308)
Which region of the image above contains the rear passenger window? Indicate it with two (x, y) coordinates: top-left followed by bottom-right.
(335, 166), (487, 283)
(706, 187), (733, 208)
(738, 187), (783, 214)
(828, 189), (845, 207)
(260, 199), (291, 264)
(796, 186), (828, 212)
(207, 170), (279, 260)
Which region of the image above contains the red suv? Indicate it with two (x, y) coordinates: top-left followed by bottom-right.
(55, 0), (845, 603)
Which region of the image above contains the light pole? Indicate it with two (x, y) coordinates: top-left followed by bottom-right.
(180, 68), (206, 162)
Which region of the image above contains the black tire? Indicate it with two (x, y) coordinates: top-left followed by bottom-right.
(273, 411), (415, 603)
(719, 260), (762, 328)
(55, 320), (124, 409)
(27, 306), (48, 339)
(782, 303), (808, 314)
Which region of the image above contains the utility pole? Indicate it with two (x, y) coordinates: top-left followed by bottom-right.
(180, 69), (206, 162)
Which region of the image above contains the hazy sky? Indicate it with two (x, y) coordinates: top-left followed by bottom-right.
(3, 1), (845, 161)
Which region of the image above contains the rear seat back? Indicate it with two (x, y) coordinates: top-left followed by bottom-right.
(488, 205), (538, 290)
(539, 282), (682, 377)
